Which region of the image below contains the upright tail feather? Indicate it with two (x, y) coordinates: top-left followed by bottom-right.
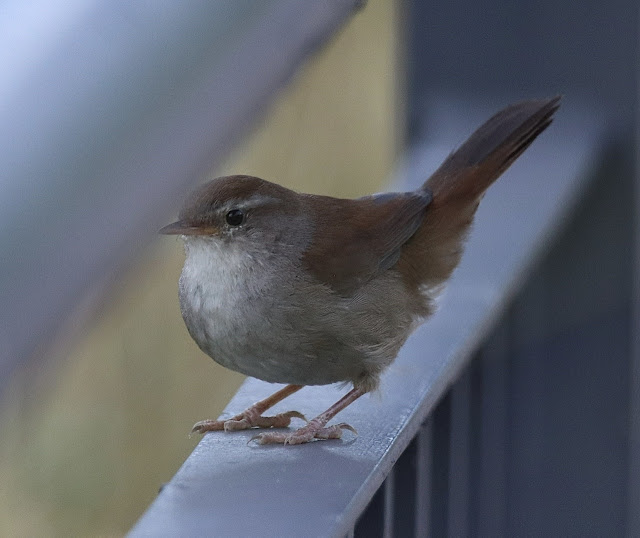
(399, 96), (561, 296)
(424, 96), (561, 204)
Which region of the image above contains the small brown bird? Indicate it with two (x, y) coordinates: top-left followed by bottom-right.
(160, 97), (560, 445)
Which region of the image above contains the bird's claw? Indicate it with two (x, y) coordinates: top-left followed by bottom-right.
(191, 409), (306, 436)
(249, 422), (357, 446)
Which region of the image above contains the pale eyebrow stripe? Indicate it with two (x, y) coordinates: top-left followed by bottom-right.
(238, 194), (279, 208)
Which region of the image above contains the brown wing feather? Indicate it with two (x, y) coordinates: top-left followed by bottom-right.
(398, 96), (561, 292)
(302, 190), (431, 295)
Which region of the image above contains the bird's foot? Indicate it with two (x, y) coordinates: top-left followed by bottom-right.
(250, 418), (357, 445)
(191, 408), (306, 435)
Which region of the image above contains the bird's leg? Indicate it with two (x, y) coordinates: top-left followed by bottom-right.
(251, 387), (365, 445)
(191, 384), (306, 434)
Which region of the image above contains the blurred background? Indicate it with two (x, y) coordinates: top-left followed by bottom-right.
(0, 1), (398, 535)
(0, 0), (637, 536)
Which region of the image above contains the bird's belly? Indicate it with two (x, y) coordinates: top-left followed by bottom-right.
(177, 243), (418, 389)
(183, 303), (352, 385)
(178, 264), (357, 385)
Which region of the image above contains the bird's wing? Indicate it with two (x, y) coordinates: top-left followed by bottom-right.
(302, 190), (432, 295)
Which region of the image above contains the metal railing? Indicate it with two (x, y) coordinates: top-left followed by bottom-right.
(0, 0), (362, 394)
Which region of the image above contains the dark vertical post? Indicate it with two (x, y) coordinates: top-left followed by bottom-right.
(415, 421), (433, 537)
(429, 392), (452, 536)
(507, 271), (548, 535)
(626, 16), (640, 534)
(476, 322), (509, 536)
(448, 368), (472, 537)
(355, 484), (385, 538)
(392, 436), (419, 537)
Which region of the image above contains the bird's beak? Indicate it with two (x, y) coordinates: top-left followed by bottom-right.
(159, 220), (218, 236)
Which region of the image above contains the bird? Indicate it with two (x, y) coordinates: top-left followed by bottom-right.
(160, 96), (560, 445)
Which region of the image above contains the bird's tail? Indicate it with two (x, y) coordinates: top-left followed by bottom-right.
(399, 96), (561, 292)
(423, 96), (560, 203)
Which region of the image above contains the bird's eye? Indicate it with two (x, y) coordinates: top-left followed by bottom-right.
(225, 209), (245, 226)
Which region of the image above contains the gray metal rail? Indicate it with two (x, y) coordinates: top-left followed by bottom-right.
(0, 0), (362, 393)
(130, 100), (601, 537)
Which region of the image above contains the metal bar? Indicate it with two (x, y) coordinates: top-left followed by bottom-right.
(627, 13), (640, 534)
(476, 321), (509, 536)
(506, 269), (548, 535)
(429, 392), (451, 536)
(0, 0), (363, 393)
(468, 355), (483, 536)
(383, 469), (395, 538)
(354, 482), (385, 538)
(391, 436), (419, 537)
(447, 368), (472, 537)
(415, 421), (433, 538)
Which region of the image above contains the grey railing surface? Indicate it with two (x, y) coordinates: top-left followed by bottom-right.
(130, 100), (602, 537)
(0, 0), (362, 394)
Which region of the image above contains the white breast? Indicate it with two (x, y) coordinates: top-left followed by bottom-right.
(180, 238), (256, 319)
(178, 236), (295, 380)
